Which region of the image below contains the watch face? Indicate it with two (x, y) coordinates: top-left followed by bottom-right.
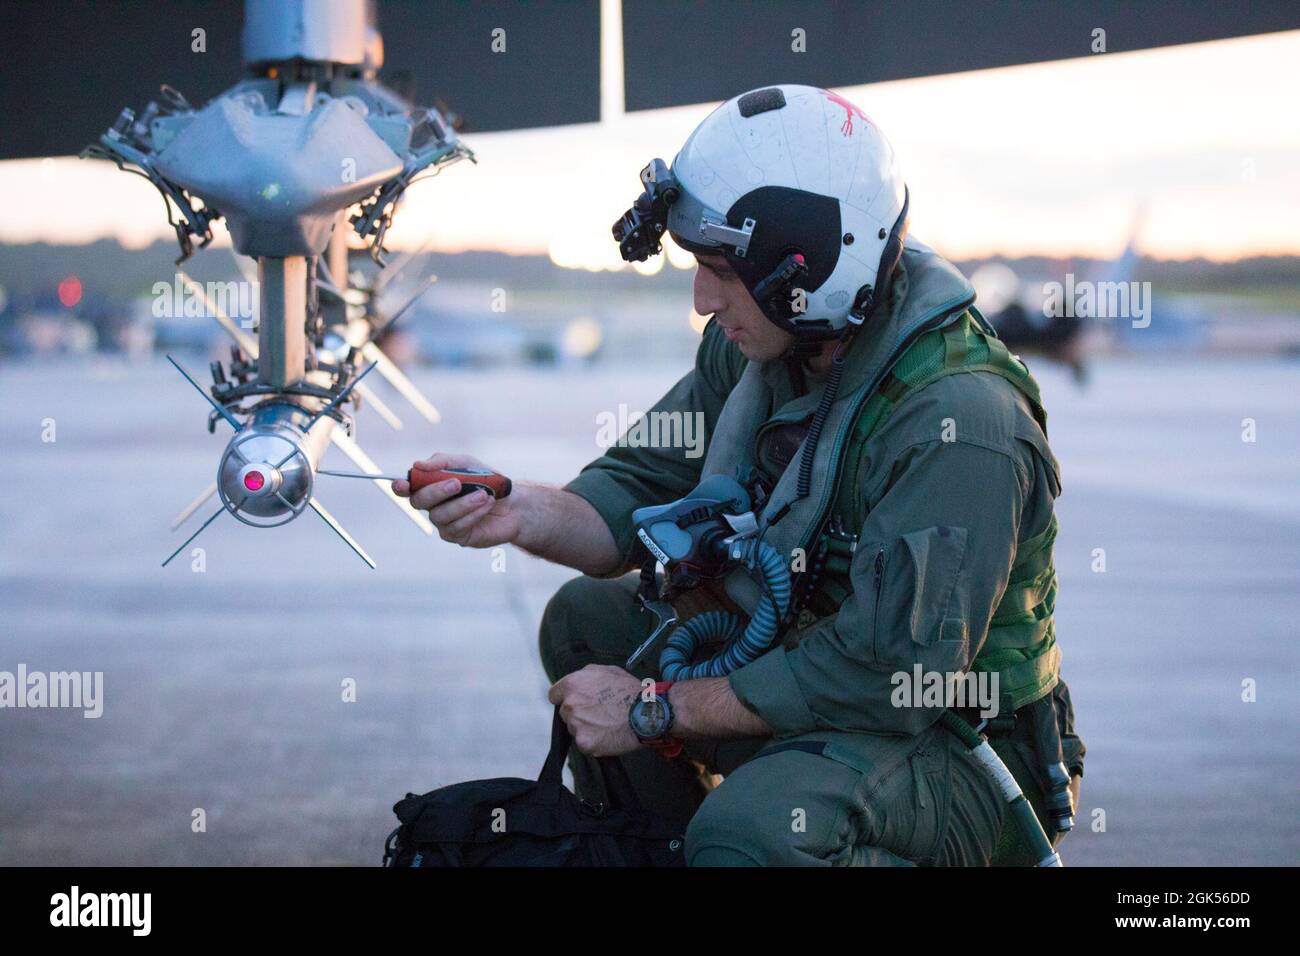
(631, 697), (672, 739)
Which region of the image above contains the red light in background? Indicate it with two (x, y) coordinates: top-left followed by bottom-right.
(57, 276), (82, 308)
(243, 470), (266, 491)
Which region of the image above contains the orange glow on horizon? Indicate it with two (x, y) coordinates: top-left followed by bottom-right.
(2, 31), (1298, 266)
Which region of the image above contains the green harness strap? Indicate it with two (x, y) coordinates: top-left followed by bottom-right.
(817, 309), (1061, 711)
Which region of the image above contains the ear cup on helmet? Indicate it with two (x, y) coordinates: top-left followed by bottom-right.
(722, 186), (841, 331)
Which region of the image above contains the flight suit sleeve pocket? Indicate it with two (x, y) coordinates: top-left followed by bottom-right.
(899, 526), (969, 666)
(869, 525), (968, 669)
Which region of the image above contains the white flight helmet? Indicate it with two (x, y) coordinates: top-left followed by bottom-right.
(613, 84), (909, 339)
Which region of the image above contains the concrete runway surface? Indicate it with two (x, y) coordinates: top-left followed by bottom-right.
(1, 353), (1297, 865)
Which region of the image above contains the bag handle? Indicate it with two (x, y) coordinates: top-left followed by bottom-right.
(539, 707), (645, 813)
(539, 707), (573, 788)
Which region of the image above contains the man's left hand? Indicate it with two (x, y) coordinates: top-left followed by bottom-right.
(548, 664), (643, 757)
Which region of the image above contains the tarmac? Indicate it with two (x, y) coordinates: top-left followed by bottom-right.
(1, 352), (1297, 865)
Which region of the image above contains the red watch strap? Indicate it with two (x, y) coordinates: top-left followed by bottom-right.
(645, 737), (683, 758)
(645, 681), (682, 757)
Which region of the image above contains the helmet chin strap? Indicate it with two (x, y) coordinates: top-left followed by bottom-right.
(783, 336), (834, 364)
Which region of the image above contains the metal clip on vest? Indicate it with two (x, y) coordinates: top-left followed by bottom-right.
(1027, 693), (1076, 836)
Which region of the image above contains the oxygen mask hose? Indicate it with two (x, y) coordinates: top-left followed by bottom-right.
(658, 537), (792, 681)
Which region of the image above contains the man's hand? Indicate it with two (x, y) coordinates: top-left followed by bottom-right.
(392, 451), (624, 576)
(394, 452), (521, 548)
(548, 665), (642, 757)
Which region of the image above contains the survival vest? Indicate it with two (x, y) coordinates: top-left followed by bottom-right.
(699, 239), (1061, 713)
(805, 308), (1061, 711)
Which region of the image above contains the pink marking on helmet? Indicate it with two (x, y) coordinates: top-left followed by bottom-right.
(822, 90), (873, 137)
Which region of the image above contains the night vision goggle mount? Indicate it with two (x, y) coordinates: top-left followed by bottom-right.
(611, 159), (814, 336)
(613, 158), (759, 264)
(612, 159), (681, 262)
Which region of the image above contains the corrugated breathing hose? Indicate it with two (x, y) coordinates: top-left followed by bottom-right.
(659, 537), (792, 680)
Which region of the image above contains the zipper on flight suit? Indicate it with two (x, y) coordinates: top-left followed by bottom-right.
(872, 545), (887, 661)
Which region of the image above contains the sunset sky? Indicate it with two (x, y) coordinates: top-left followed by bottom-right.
(2, 28), (1296, 267)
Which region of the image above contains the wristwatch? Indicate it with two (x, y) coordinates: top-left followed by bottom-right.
(628, 681), (682, 757)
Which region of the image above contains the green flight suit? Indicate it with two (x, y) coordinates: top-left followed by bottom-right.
(540, 246), (1085, 866)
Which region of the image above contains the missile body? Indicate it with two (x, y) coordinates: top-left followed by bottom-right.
(218, 402), (336, 526)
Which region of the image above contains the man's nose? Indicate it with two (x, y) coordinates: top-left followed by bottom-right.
(693, 268), (725, 317)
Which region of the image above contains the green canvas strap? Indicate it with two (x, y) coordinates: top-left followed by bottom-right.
(991, 516), (1058, 627)
(971, 628), (1060, 711)
(942, 319), (968, 367)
